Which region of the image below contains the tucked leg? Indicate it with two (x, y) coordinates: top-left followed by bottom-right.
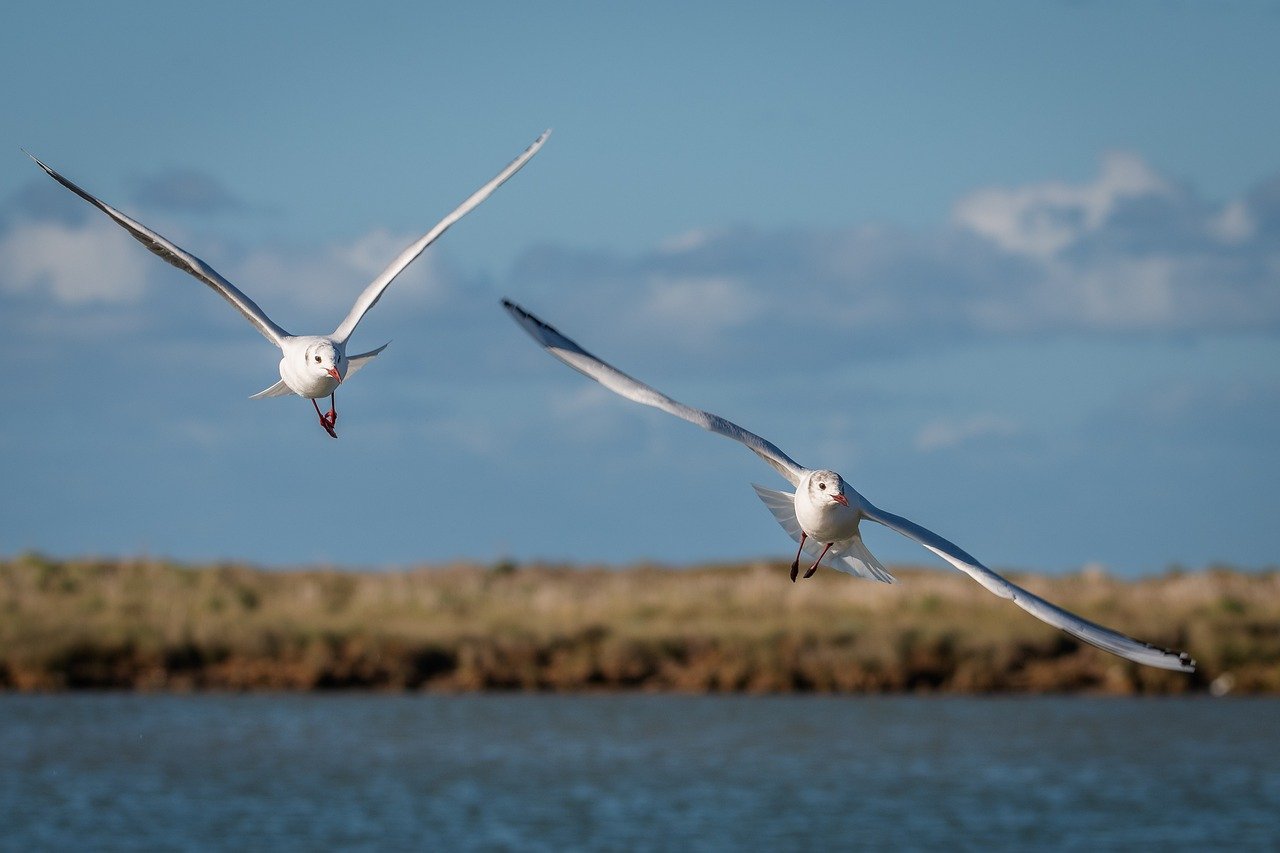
(789, 531), (808, 582)
(804, 543), (833, 578)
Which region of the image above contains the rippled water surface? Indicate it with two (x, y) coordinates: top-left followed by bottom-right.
(1, 695), (1276, 850)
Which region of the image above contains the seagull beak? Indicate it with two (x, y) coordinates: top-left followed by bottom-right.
(833, 494), (849, 507)
(327, 367), (342, 382)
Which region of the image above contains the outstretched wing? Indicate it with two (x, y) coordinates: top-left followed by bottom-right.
(25, 151), (289, 347)
(331, 130), (551, 344)
(504, 299), (805, 486)
(861, 501), (1196, 672)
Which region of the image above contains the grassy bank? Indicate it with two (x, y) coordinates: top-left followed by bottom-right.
(1, 554), (1276, 694)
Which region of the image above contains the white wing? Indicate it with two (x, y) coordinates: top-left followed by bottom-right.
(344, 343), (389, 380)
(331, 130), (550, 344)
(752, 484), (895, 583)
(861, 501), (1196, 672)
(504, 299), (805, 486)
(25, 151), (289, 347)
(249, 379), (294, 400)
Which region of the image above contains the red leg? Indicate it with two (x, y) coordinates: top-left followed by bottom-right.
(326, 393), (337, 426)
(312, 398), (338, 438)
(789, 532), (808, 582)
(804, 543), (833, 578)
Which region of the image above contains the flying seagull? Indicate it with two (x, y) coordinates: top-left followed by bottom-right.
(24, 130), (549, 437)
(502, 299), (1195, 672)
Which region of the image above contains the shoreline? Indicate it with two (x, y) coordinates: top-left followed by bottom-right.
(2, 555), (1276, 695)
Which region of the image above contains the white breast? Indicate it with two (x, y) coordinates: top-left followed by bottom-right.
(278, 356), (340, 399)
(793, 479), (861, 543)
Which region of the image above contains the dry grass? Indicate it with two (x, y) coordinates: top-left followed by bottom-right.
(1, 553), (1276, 693)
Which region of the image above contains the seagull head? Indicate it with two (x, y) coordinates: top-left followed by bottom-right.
(808, 470), (850, 507)
(306, 341), (344, 383)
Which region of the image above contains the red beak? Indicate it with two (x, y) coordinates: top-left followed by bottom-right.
(833, 494), (849, 507)
(327, 367), (342, 382)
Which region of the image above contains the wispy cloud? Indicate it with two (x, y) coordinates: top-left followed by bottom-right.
(4, 151), (1278, 356)
(510, 152), (1280, 353)
(233, 228), (453, 327)
(0, 217), (149, 303)
(915, 414), (1024, 453)
(952, 151), (1172, 258)
(638, 274), (763, 346)
(0, 185), (454, 336)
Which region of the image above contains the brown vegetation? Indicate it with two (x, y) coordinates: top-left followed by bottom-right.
(1, 553), (1276, 694)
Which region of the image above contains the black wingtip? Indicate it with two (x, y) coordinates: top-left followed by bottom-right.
(501, 298), (526, 320)
(502, 300), (562, 339)
(502, 298), (536, 325)
(20, 148), (50, 173)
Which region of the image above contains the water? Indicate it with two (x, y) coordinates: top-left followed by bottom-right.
(1, 695), (1276, 850)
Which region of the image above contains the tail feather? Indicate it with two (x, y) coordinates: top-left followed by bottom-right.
(834, 531), (896, 584)
(751, 484), (895, 584)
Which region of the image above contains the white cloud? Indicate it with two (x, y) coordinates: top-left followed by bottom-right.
(543, 384), (633, 444)
(637, 274), (763, 343)
(0, 211), (454, 335)
(6, 150), (1279, 357)
(504, 149), (1280, 354)
(0, 218), (150, 303)
(233, 228), (451, 324)
(952, 151), (1170, 257)
(657, 227), (724, 254)
(507, 166), (1280, 356)
(1208, 200), (1255, 244)
(1048, 256), (1179, 330)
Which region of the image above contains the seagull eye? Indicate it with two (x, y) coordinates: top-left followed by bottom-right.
(818, 483), (826, 490)
(314, 355), (321, 363)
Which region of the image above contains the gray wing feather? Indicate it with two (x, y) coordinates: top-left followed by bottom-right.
(504, 300), (806, 486)
(25, 151), (289, 347)
(861, 502), (1196, 672)
(331, 131), (550, 344)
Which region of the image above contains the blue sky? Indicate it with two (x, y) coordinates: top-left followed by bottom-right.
(1, 1), (1277, 574)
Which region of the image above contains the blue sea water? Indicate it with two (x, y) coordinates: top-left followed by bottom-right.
(0, 695), (1276, 851)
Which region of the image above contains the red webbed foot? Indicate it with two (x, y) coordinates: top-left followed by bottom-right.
(313, 398), (339, 438)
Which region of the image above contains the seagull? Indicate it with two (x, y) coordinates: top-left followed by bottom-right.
(502, 299), (1195, 673)
(24, 130), (550, 437)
